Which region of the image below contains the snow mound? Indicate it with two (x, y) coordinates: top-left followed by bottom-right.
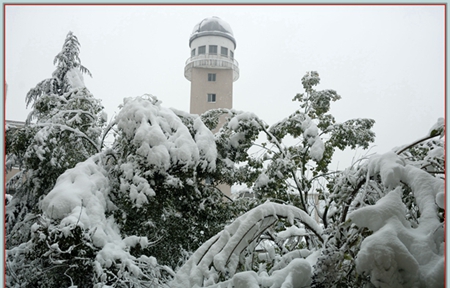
(302, 116), (325, 161)
(41, 155), (112, 243)
(368, 151), (405, 189)
(117, 95), (201, 172)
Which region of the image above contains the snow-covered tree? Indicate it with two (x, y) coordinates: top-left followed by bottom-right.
(6, 31), (106, 264)
(204, 72), (375, 215)
(107, 95), (239, 267)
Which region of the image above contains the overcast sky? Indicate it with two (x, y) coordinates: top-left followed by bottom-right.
(5, 4), (445, 168)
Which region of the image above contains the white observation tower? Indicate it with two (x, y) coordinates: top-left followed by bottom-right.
(185, 16), (238, 197)
(185, 16), (239, 118)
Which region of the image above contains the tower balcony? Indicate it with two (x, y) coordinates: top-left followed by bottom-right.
(184, 54), (239, 82)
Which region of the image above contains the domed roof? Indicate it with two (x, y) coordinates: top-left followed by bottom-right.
(189, 16), (236, 48)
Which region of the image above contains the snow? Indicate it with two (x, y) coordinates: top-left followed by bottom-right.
(427, 146), (444, 158)
(232, 271), (259, 288)
(269, 249), (312, 273)
(368, 151), (405, 189)
(310, 138), (325, 161)
(167, 133), (443, 287)
(435, 192), (444, 209)
(114, 95), (222, 208)
(428, 117), (444, 136)
(194, 116), (217, 172)
(41, 155), (111, 232)
(350, 187), (410, 232)
(117, 95), (220, 174)
(255, 173), (270, 188)
(260, 258), (312, 288)
(276, 225), (308, 239)
(298, 115), (325, 161)
(227, 111), (257, 130)
(65, 68), (85, 89)
(349, 151), (445, 288)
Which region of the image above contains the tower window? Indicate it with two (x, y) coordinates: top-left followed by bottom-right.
(191, 48), (196, 57)
(230, 51), (234, 59)
(221, 47), (228, 57)
(207, 93), (216, 102)
(208, 73), (216, 81)
(209, 45), (217, 54)
(198, 46), (206, 55)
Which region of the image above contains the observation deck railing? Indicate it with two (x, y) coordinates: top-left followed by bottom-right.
(184, 53), (239, 81)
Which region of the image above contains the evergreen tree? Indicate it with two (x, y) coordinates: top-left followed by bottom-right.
(6, 31), (105, 251)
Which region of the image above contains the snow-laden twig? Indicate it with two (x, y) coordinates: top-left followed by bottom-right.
(76, 199), (83, 226)
(64, 266), (76, 287)
(396, 133), (440, 155)
(256, 118), (307, 211)
(56, 109), (97, 122)
(99, 116), (116, 149)
(34, 123), (100, 153)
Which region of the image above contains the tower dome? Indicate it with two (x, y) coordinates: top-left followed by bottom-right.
(189, 16), (236, 49)
(185, 16), (239, 82)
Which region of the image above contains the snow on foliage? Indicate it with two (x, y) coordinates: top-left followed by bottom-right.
(41, 155), (114, 245)
(114, 95), (218, 208)
(194, 116), (218, 171)
(349, 151), (444, 288)
(36, 153), (171, 287)
(117, 95), (216, 175)
(302, 117), (325, 161)
(65, 67), (86, 89)
(6, 31), (106, 256)
(428, 117), (444, 137)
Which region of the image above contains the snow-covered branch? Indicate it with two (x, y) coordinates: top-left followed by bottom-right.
(34, 123), (100, 153)
(171, 201), (322, 288)
(348, 152), (444, 288)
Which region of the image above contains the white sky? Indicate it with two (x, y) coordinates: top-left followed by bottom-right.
(5, 4), (445, 168)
